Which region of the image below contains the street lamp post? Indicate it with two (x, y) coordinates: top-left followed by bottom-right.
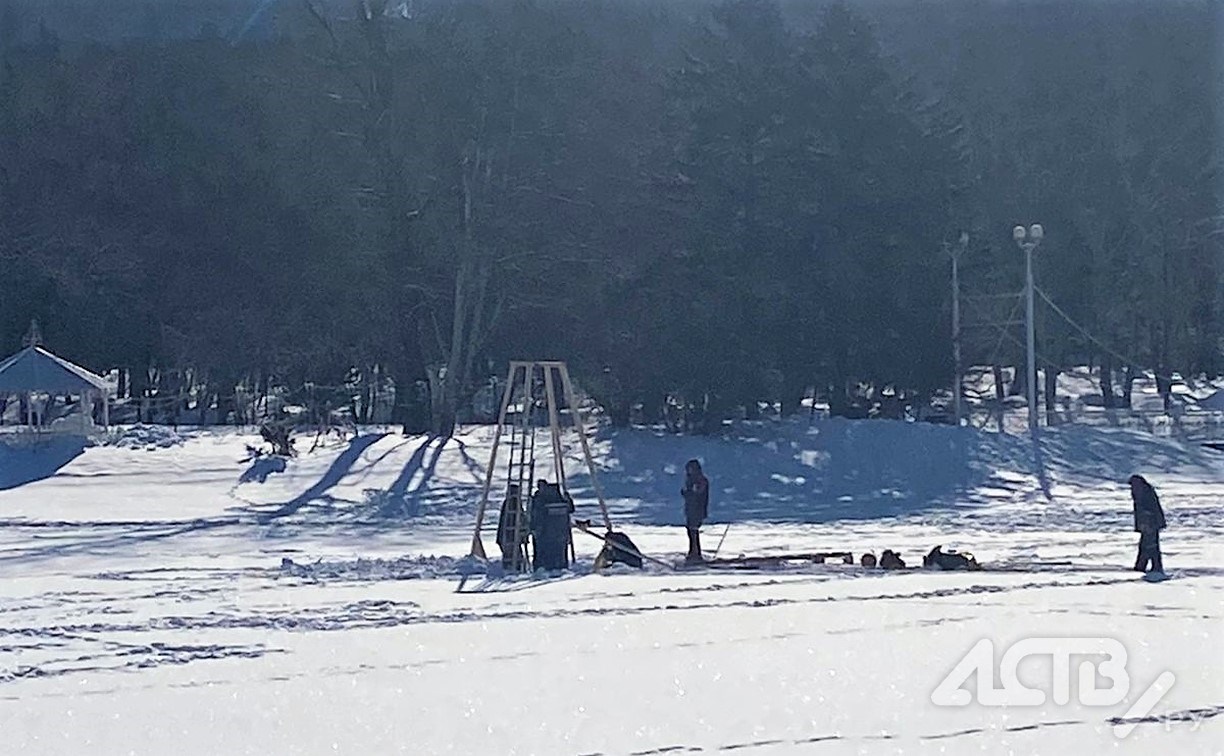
(1013, 223), (1044, 437)
(948, 231), (969, 426)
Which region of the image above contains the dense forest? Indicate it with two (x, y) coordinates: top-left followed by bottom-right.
(0, 0), (1219, 434)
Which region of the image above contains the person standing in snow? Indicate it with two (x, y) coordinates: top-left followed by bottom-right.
(496, 484), (528, 570)
(1129, 475), (1166, 573)
(681, 459), (709, 564)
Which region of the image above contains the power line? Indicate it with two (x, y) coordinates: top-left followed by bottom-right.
(965, 293), (1024, 368)
(1035, 287), (1177, 385)
(999, 330), (1063, 371)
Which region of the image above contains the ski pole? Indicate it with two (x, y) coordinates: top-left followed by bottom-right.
(710, 522), (732, 559)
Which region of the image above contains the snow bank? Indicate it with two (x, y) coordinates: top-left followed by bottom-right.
(279, 554), (484, 582)
(576, 417), (1223, 526)
(105, 424), (186, 450)
(5, 417), (1218, 530)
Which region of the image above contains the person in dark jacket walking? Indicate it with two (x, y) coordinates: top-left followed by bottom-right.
(1129, 475), (1166, 573)
(681, 459), (709, 564)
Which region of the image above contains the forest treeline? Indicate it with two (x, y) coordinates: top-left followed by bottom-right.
(0, 0), (1219, 434)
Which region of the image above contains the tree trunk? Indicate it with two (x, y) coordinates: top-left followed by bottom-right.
(1010, 364), (1026, 398)
(1044, 368), (1059, 427)
(131, 366), (150, 423)
(608, 400), (631, 428)
(1121, 364), (1136, 409)
(992, 364), (1006, 432)
(744, 397), (761, 421)
(427, 364), (458, 438)
(1100, 355), (1116, 409)
(218, 389), (237, 426)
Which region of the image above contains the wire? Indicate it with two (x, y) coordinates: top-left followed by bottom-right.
(998, 330), (1064, 372)
(963, 293), (1024, 369)
(1035, 287), (1178, 385)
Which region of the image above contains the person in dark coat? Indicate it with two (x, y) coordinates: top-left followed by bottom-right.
(681, 459), (709, 564)
(529, 480), (572, 571)
(923, 545), (980, 571)
(495, 484), (528, 570)
(1129, 475), (1166, 573)
(879, 549), (906, 570)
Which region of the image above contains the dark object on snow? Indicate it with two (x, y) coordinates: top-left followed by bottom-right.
(879, 549), (906, 570)
(575, 521), (672, 569)
(496, 484), (529, 571)
(1129, 475), (1166, 573)
(259, 420), (295, 457)
(530, 480), (572, 571)
(681, 459), (710, 563)
(860, 552), (878, 568)
(923, 546), (980, 571)
(595, 531), (644, 569)
(682, 551), (853, 570)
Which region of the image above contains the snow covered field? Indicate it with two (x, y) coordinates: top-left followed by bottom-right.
(1, 419), (1221, 755)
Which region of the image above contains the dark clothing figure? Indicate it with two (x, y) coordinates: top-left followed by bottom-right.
(880, 550), (906, 570)
(530, 480), (572, 571)
(1130, 475), (1166, 573)
(595, 531), (644, 569)
(1136, 531), (1163, 573)
(681, 459), (709, 564)
(495, 485), (528, 571)
(923, 545), (980, 571)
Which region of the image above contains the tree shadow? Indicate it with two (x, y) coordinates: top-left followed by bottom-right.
(1031, 434), (1055, 502)
(367, 436), (447, 518)
(569, 419), (990, 526)
(0, 436), (88, 491)
(451, 436), (489, 481)
(0, 516), (240, 565)
(253, 433), (387, 523)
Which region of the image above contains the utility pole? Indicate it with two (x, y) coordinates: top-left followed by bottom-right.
(948, 231), (969, 426)
(1013, 224), (1044, 438)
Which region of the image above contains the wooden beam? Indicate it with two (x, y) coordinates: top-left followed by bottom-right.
(469, 363), (519, 560)
(542, 366), (567, 492)
(559, 363), (612, 531)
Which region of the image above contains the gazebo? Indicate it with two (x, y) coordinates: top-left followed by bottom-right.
(0, 333), (110, 433)
(1197, 389), (1224, 413)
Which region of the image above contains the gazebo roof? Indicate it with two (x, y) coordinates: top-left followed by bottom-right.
(0, 346), (109, 394)
(1198, 389), (1224, 412)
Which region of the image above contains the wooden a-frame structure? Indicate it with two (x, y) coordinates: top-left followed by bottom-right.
(469, 360), (612, 563)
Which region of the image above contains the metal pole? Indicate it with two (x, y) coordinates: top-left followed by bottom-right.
(1025, 242), (1038, 437)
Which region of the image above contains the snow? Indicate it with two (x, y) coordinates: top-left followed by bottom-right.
(105, 423), (187, 450)
(0, 417), (1221, 754)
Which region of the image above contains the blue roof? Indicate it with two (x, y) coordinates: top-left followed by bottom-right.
(0, 347), (109, 394)
(1198, 389), (1224, 412)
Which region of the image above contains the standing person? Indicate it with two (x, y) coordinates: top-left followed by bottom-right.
(681, 459), (709, 564)
(1129, 475), (1166, 573)
(496, 484), (527, 571)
